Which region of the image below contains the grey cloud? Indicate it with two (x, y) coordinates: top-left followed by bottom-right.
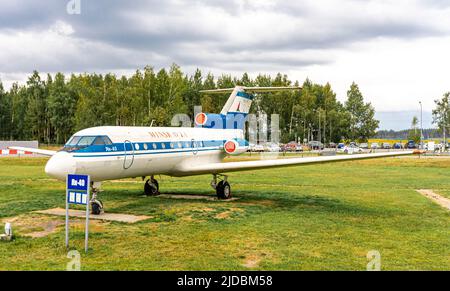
(0, 0), (449, 74)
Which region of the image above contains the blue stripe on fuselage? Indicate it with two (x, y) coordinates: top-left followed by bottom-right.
(70, 139), (248, 157)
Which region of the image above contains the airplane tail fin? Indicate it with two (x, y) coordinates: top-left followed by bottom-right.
(198, 86), (301, 129)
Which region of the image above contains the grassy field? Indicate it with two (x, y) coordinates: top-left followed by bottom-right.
(0, 156), (449, 270)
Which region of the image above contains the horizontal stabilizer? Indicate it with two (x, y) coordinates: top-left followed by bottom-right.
(200, 86), (301, 94)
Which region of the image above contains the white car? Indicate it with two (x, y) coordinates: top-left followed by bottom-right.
(338, 145), (363, 154)
(265, 143), (281, 152)
(253, 144), (265, 152)
(370, 143), (379, 149)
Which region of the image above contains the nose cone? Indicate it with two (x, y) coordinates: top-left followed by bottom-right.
(45, 152), (77, 180)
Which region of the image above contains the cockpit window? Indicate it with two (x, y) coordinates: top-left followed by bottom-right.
(63, 135), (113, 152)
(66, 136), (82, 146)
(77, 136), (97, 146)
(102, 136), (113, 145)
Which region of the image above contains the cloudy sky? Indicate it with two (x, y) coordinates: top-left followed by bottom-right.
(1, 0), (449, 129)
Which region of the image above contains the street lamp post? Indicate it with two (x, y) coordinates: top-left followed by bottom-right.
(419, 101), (423, 150)
(318, 110), (321, 144)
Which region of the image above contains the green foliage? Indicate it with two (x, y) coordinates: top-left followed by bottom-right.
(0, 66), (380, 144)
(432, 92), (450, 139)
(345, 82), (379, 142)
(0, 80), (13, 139)
(408, 116), (421, 143)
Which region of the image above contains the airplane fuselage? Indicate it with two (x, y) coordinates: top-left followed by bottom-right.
(45, 126), (248, 181)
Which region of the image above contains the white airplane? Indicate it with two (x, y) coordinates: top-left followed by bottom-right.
(11, 86), (415, 214)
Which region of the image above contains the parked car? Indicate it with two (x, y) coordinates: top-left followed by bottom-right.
(370, 142), (379, 149)
(393, 142), (403, 149)
(328, 142), (337, 149)
(360, 143), (368, 149)
(282, 142), (299, 152)
(337, 143), (346, 149)
(308, 141), (324, 150)
(406, 140), (417, 149)
(253, 144), (265, 152)
(265, 143), (281, 152)
(338, 144), (363, 154)
(382, 142), (391, 149)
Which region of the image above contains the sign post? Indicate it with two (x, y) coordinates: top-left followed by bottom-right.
(66, 174), (90, 253)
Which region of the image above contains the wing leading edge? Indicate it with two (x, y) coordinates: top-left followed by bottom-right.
(172, 151), (415, 176)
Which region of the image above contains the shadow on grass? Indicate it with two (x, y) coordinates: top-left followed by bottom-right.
(103, 187), (393, 220)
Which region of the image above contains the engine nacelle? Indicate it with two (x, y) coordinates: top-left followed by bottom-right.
(223, 140), (242, 155)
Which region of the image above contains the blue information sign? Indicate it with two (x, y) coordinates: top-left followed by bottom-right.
(67, 174), (89, 205)
(66, 174), (91, 252)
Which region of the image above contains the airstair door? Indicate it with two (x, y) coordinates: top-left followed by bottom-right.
(123, 140), (135, 169)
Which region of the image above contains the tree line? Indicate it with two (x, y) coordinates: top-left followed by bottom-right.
(0, 64), (379, 144)
(376, 128), (441, 141)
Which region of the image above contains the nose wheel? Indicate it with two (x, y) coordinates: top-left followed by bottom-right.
(90, 200), (104, 215)
(144, 176), (160, 196)
(90, 182), (104, 215)
(211, 174), (232, 199)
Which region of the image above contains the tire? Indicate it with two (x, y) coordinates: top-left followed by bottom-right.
(216, 181), (231, 200)
(91, 201), (102, 215)
(144, 179), (159, 196)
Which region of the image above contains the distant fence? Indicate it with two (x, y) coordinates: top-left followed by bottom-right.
(0, 141), (38, 156)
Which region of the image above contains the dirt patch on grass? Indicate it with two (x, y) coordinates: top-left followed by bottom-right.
(1, 214), (63, 238)
(240, 200), (276, 207)
(215, 208), (244, 219)
(416, 189), (450, 210)
(243, 255), (261, 268)
(241, 252), (271, 269)
(181, 206), (245, 222)
(159, 194), (240, 202)
(1, 214), (109, 238)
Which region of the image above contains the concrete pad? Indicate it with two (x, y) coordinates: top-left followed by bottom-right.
(416, 189), (450, 210)
(158, 194), (240, 202)
(35, 208), (151, 223)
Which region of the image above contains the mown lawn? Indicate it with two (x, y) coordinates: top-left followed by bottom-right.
(0, 156), (449, 270)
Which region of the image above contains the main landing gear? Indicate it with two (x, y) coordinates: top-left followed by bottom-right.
(141, 174), (230, 200)
(144, 175), (160, 196)
(90, 182), (104, 215)
(211, 174), (232, 200)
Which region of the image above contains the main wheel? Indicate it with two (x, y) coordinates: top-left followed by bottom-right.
(216, 181), (231, 200)
(91, 200), (103, 215)
(144, 178), (159, 196)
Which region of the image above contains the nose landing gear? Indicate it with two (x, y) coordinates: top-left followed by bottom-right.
(211, 174), (232, 200)
(90, 182), (104, 215)
(144, 176), (160, 196)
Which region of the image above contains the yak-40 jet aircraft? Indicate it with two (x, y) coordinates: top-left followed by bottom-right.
(11, 86), (415, 214)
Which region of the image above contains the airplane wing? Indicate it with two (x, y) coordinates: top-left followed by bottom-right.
(8, 146), (57, 157)
(172, 151), (415, 176)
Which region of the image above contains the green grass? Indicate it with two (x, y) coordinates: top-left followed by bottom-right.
(0, 156), (449, 270)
